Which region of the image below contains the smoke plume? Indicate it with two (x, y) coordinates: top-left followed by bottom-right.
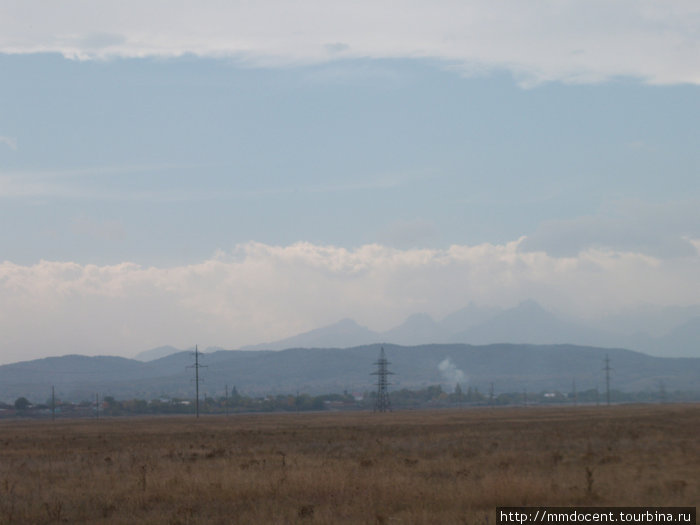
(438, 358), (466, 391)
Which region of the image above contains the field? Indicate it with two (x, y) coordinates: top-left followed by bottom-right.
(0, 404), (697, 524)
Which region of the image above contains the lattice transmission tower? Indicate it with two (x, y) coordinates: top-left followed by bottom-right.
(187, 345), (207, 418)
(602, 354), (613, 406)
(371, 346), (393, 412)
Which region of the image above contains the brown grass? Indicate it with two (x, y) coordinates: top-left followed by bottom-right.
(0, 404), (697, 524)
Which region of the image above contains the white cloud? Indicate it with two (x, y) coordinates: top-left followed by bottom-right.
(520, 199), (700, 258)
(0, 136), (17, 150)
(1, 239), (699, 364)
(0, 164), (216, 201)
(1, 1), (698, 85)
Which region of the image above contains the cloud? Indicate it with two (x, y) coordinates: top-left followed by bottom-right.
(77, 32), (126, 52)
(0, 136), (17, 150)
(1, 1), (698, 85)
(1, 239), (699, 364)
(0, 163), (216, 201)
(519, 199), (700, 258)
(0, 164), (407, 203)
(324, 42), (350, 55)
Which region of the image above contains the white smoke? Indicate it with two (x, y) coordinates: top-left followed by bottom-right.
(438, 358), (467, 391)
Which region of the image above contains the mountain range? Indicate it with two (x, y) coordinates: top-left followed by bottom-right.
(2, 343), (698, 404)
(2, 300), (698, 404)
(233, 300), (700, 358)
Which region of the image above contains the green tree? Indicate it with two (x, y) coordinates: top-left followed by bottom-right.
(14, 397), (31, 410)
(454, 383), (463, 401)
(426, 385), (444, 400)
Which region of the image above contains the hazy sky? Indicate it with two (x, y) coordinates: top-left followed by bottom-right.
(1, 1), (699, 363)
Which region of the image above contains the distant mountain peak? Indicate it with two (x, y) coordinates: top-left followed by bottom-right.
(333, 318), (365, 330)
(243, 300), (698, 357)
(404, 312), (437, 323)
(241, 318), (378, 351)
(133, 345), (183, 362)
(515, 299), (547, 312)
(380, 312), (442, 345)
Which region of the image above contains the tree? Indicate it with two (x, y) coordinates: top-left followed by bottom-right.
(14, 397), (31, 410)
(102, 396), (122, 416)
(425, 385), (444, 400)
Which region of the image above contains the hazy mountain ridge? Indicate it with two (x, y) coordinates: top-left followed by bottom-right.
(134, 346), (183, 362)
(2, 343), (698, 404)
(238, 300), (700, 358)
(4, 300), (696, 403)
(241, 318), (378, 351)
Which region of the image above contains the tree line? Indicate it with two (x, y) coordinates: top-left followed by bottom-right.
(2, 384), (697, 418)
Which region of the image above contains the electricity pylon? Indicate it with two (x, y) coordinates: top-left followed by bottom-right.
(603, 354), (612, 406)
(187, 345), (207, 417)
(371, 346), (393, 412)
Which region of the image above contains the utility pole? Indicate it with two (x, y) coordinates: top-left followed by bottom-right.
(225, 384), (229, 416)
(603, 354), (612, 406)
(572, 378), (578, 407)
(489, 382), (494, 406)
(188, 345), (206, 418)
(658, 380), (667, 404)
(371, 346), (393, 412)
(51, 385), (55, 421)
(95, 393), (99, 420)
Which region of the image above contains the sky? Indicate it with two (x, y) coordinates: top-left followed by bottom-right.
(0, 1), (699, 363)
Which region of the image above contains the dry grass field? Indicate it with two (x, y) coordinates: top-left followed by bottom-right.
(0, 404), (697, 524)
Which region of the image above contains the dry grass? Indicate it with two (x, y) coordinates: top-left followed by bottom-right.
(0, 404), (697, 524)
